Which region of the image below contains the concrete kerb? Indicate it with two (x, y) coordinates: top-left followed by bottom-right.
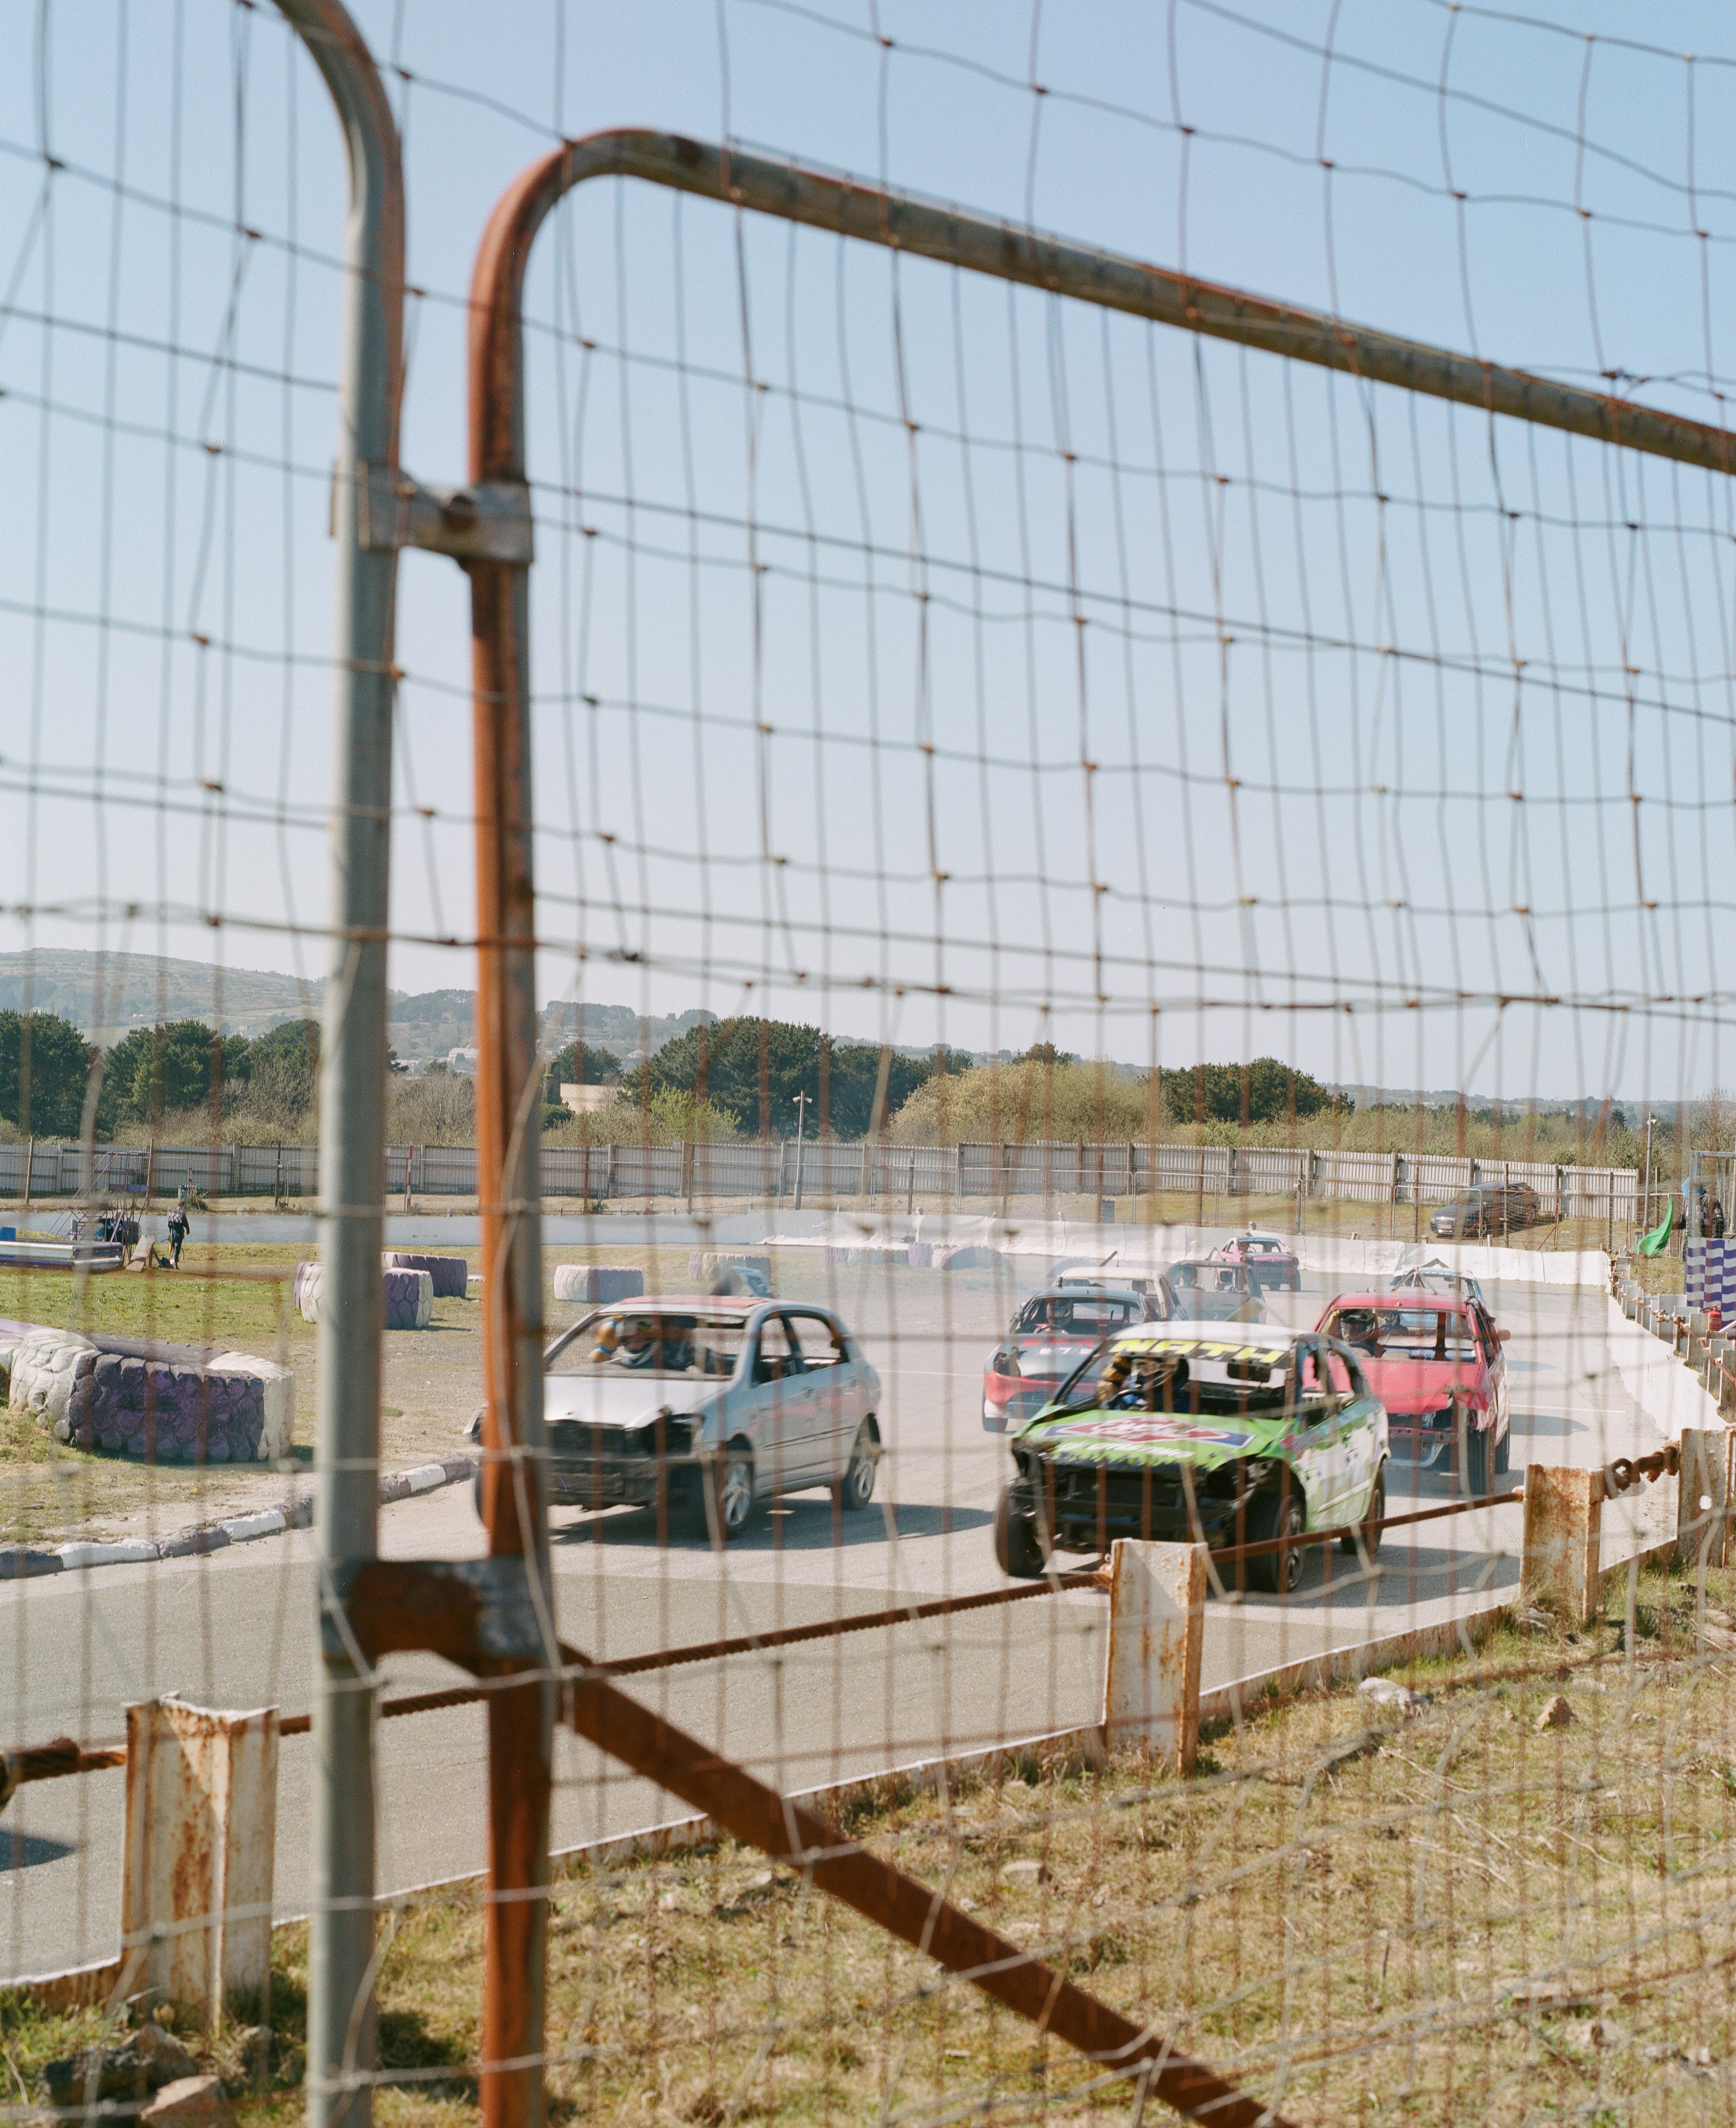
(0, 1457), (476, 1581)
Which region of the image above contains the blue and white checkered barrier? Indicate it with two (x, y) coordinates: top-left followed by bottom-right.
(1684, 1240), (1736, 1316)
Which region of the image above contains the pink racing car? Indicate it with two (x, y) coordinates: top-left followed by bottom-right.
(1315, 1292), (1511, 1493)
(1213, 1231), (1301, 1293)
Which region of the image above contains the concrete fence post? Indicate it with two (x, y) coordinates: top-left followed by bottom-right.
(1520, 1465), (1604, 1627)
(1676, 1429), (1731, 1569)
(119, 1699), (280, 2030)
(1101, 1539), (1207, 1773)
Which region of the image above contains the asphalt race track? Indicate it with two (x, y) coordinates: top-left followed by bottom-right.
(1, 1244), (1677, 1982)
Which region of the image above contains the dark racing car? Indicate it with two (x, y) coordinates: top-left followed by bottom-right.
(994, 1323), (1388, 1594)
(981, 1284), (1166, 1431)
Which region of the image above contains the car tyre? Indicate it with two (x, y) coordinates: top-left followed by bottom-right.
(694, 1446), (756, 1545)
(994, 1484), (1048, 1579)
(836, 1421), (878, 1511)
(1494, 1422), (1510, 1477)
(1458, 1412), (1491, 1499)
(1247, 1485), (1307, 1596)
(1340, 1461), (1386, 1558)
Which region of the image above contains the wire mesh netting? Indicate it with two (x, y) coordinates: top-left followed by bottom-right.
(2, 4), (1736, 2125)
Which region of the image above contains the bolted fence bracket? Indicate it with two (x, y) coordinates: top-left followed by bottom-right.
(345, 462), (535, 564)
(323, 1557), (548, 1668)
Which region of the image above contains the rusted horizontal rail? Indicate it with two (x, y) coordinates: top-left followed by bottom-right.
(1210, 1485), (1526, 1564)
(15, 1575), (1108, 1776)
(548, 129), (1736, 479)
(2, 1467), (1680, 1784)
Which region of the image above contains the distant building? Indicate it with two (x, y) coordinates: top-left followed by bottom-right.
(447, 1047), (481, 1076)
(558, 1083), (613, 1114)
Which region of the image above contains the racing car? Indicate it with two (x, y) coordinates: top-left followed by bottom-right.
(1161, 1258), (1265, 1321)
(1387, 1259), (1489, 1312)
(982, 1283), (1167, 1431)
(994, 1322), (1389, 1595)
(1049, 1259), (1172, 1307)
(1314, 1291), (1509, 1493)
(468, 1295), (882, 1542)
(1212, 1230), (1301, 1292)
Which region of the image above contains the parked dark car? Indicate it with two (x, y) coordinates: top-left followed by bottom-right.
(982, 1284), (1170, 1432)
(1428, 1184), (1541, 1241)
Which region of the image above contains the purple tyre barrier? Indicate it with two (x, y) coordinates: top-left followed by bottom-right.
(300, 1264), (433, 1329)
(551, 1264), (644, 1305)
(386, 1251), (469, 1298)
(8, 1326), (294, 1464)
(383, 1269), (434, 1330)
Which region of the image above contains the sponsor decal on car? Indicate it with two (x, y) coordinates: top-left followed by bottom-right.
(1113, 1333), (1291, 1367)
(1044, 1413), (1257, 1449)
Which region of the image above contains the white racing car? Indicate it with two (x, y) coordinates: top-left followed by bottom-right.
(467, 1294), (882, 1543)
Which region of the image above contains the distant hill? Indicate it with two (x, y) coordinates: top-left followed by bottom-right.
(0, 950), (317, 1041)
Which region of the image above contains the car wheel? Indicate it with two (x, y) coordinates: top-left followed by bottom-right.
(694, 1446), (755, 1545)
(1494, 1423), (1510, 1477)
(836, 1421), (878, 1511)
(994, 1484), (1048, 1579)
(1290, 1271), (1300, 1292)
(1340, 1462), (1386, 1558)
(472, 1468), (485, 1521)
(1247, 1485), (1307, 1596)
(1458, 1413), (1491, 1499)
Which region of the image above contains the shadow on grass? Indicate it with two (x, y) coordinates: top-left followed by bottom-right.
(240, 1967), (476, 2104)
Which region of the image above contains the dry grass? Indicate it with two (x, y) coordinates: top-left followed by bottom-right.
(12, 1565), (1736, 2124)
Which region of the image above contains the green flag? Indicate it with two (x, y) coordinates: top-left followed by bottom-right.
(1636, 1198), (1674, 1257)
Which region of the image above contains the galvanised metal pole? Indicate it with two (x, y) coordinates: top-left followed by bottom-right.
(467, 170), (555, 2128)
(271, 7), (403, 2124)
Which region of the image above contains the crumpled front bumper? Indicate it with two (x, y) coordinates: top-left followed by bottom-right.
(547, 1447), (704, 1507)
(1387, 1407), (1488, 1468)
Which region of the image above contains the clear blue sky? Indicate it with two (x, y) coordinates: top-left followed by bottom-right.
(3, 0), (1734, 1109)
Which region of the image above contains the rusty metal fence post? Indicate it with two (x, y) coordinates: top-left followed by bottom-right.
(464, 174), (556, 2128)
(434, 123), (1736, 2127)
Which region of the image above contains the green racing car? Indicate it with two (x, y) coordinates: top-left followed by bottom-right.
(993, 1323), (1390, 1595)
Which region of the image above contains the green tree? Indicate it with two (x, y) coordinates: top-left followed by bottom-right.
(96, 1025), (157, 1134)
(1161, 1058), (1343, 1128)
(249, 1017), (319, 1075)
(0, 1011), (97, 1138)
(646, 1019), (933, 1138)
(126, 1020), (251, 1122)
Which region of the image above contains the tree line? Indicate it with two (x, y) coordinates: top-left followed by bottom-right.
(0, 1011), (320, 1140)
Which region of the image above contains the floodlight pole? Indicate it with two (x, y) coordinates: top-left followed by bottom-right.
(271, 6), (403, 2124)
(792, 1089), (810, 1209)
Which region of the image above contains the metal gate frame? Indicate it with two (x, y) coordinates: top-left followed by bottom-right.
(273, 6), (1736, 2121)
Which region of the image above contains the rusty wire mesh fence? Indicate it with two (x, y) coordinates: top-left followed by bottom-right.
(3, 5), (1736, 2128)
